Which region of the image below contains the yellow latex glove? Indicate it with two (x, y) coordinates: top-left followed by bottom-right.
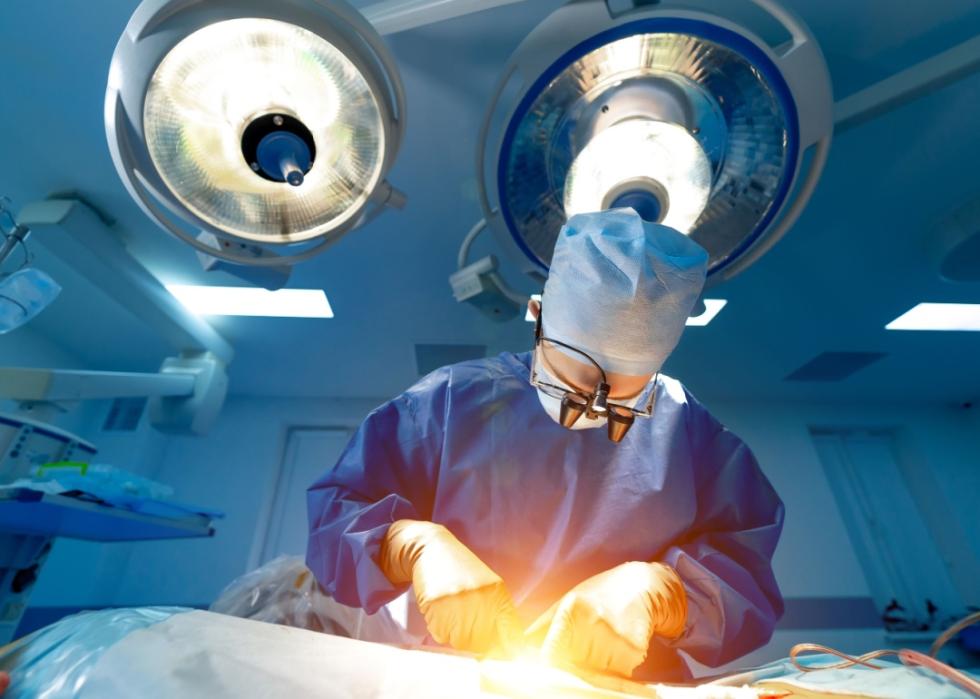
(379, 519), (522, 655)
(525, 561), (687, 678)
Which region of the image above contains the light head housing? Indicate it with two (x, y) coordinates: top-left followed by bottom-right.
(477, 0), (832, 284)
(106, 0), (406, 267)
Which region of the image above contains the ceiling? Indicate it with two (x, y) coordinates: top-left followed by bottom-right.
(1, 0), (979, 405)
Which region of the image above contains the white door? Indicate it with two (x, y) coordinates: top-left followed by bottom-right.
(260, 427), (412, 629)
(812, 430), (964, 628)
(262, 428), (352, 561)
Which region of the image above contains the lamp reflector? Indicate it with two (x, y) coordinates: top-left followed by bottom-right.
(144, 18), (385, 244)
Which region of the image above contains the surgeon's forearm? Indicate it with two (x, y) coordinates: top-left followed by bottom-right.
(659, 545), (781, 666)
(307, 486), (419, 611)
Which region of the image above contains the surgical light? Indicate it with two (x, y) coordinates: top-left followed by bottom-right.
(886, 303), (980, 332)
(106, 0), (406, 268)
(167, 285), (333, 318)
(477, 0), (832, 285)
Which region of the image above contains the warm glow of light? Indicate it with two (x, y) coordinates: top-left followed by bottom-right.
(479, 656), (585, 696)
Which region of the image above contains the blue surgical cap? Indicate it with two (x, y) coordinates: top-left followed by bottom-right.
(541, 209), (709, 376)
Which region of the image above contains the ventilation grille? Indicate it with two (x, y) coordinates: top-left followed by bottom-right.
(102, 397), (147, 432)
(415, 344), (487, 376)
(785, 352), (887, 382)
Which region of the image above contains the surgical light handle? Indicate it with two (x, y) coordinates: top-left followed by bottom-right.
(455, 218), (529, 305)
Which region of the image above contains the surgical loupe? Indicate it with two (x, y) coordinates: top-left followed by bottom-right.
(531, 313), (657, 443)
(476, 0), (833, 284)
(105, 0), (406, 268)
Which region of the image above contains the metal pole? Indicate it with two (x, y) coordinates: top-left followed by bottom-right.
(0, 225), (30, 269)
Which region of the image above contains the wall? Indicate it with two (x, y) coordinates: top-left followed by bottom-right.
(107, 395), (383, 606)
(708, 399), (980, 604)
(697, 397), (979, 672)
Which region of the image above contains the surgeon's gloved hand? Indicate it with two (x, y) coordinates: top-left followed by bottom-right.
(525, 562), (687, 678)
(379, 519), (522, 655)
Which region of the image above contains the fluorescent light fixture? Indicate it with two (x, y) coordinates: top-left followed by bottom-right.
(167, 285), (333, 318)
(686, 299), (727, 326)
(886, 303), (980, 331)
(525, 295), (727, 326)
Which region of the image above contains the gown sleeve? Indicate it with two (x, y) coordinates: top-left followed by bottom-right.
(657, 389), (785, 666)
(306, 386), (443, 613)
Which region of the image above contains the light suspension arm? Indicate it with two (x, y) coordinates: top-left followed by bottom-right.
(17, 198), (234, 364)
(362, 0), (525, 35)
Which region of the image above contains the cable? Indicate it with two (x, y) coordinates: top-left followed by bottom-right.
(788, 611), (980, 697)
(790, 645), (980, 697)
(0, 198), (32, 273)
(931, 610), (980, 658)
(487, 271), (529, 305)
(0, 229), (31, 272)
(457, 218), (487, 270)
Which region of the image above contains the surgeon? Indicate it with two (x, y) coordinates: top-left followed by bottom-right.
(307, 209), (784, 681)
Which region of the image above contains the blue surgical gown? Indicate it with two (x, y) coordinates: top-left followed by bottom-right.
(307, 352), (784, 680)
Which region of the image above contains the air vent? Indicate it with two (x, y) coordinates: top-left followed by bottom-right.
(102, 397), (147, 431)
(415, 344), (487, 376)
(785, 352), (887, 382)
